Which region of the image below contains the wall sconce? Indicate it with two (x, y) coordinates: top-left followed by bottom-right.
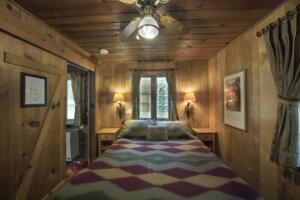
(113, 93), (125, 120)
(184, 92), (196, 119)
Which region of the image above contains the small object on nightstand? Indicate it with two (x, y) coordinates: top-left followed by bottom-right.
(192, 128), (217, 153)
(96, 128), (119, 156)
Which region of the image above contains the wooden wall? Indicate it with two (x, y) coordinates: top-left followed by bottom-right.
(0, 0), (95, 71)
(0, 31), (67, 200)
(208, 0), (300, 199)
(95, 61), (209, 130)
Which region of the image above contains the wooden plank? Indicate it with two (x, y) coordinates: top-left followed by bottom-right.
(0, 66), (9, 200)
(96, 128), (120, 134)
(69, 34), (239, 43)
(60, 27), (246, 38)
(98, 57), (212, 63)
(249, 27), (261, 192)
(4, 52), (62, 76)
(192, 128), (217, 133)
(43, 10), (271, 26)
(53, 20), (253, 33)
(208, 56), (218, 130)
(27, 74), (66, 199)
(0, 1), (96, 71)
(18, 0), (282, 18)
(16, 78), (65, 200)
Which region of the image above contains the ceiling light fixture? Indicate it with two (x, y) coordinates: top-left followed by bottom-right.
(138, 15), (159, 39)
(99, 48), (109, 55)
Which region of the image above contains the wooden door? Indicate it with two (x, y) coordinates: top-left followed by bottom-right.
(0, 31), (67, 200)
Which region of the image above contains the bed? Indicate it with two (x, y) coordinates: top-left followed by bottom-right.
(51, 120), (261, 200)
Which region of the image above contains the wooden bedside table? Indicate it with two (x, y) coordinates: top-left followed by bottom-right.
(192, 128), (217, 153)
(96, 128), (119, 155)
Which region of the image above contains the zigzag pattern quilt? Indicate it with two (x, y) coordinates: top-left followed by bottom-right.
(52, 139), (261, 200)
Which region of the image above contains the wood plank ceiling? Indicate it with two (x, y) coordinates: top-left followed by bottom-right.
(15, 0), (283, 63)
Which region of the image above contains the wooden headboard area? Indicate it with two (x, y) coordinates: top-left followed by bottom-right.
(96, 61), (209, 129)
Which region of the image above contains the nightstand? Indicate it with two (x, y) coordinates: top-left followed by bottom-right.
(96, 128), (119, 155)
(192, 128), (217, 153)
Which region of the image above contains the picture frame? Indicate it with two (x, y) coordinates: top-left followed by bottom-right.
(20, 72), (47, 107)
(223, 70), (246, 131)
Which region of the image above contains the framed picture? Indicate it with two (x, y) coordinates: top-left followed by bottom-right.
(223, 70), (246, 131)
(20, 73), (47, 107)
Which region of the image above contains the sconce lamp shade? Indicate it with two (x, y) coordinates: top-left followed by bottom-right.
(184, 92), (196, 102)
(113, 93), (124, 102)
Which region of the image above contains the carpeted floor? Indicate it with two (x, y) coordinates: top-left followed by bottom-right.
(65, 161), (87, 181)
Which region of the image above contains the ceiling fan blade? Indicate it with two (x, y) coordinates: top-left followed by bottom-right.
(155, 0), (170, 7)
(118, 0), (136, 5)
(119, 17), (141, 40)
(157, 12), (190, 35)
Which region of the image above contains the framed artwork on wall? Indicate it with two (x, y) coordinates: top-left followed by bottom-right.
(223, 70), (246, 131)
(20, 72), (47, 107)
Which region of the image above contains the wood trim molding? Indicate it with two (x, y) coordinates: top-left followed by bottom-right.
(4, 52), (62, 76)
(41, 180), (66, 200)
(16, 78), (65, 200)
(0, 1), (96, 71)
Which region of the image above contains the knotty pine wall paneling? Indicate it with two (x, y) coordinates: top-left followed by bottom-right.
(96, 61), (209, 130)
(208, 0), (300, 199)
(175, 61), (209, 128)
(0, 30), (67, 200)
(0, 0), (95, 71)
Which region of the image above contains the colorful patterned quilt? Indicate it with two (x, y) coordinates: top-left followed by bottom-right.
(51, 138), (262, 200)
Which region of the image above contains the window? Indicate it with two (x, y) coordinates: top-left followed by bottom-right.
(67, 80), (75, 123)
(139, 76), (169, 119)
(139, 77), (151, 118)
(156, 77), (169, 119)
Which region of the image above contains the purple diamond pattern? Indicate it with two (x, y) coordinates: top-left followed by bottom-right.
(187, 141), (202, 146)
(111, 177), (153, 191)
(161, 142), (181, 147)
(69, 172), (103, 185)
(136, 142), (152, 146)
(206, 167), (237, 178)
(54, 138), (262, 200)
(162, 168), (198, 179)
(88, 161), (112, 170)
(121, 165), (151, 175)
(217, 181), (259, 199)
(110, 145), (125, 150)
(162, 148), (185, 153)
(191, 147), (211, 153)
(133, 146), (153, 152)
(162, 181), (208, 197)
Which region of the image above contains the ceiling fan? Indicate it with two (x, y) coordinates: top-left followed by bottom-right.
(119, 0), (190, 40)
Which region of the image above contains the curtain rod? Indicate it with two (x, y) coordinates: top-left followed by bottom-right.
(124, 68), (177, 72)
(256, 4), (300, 37)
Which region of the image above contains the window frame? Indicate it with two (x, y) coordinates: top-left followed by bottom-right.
(139, 74), (170, 120)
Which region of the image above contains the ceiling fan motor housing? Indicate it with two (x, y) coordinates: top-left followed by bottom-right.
(119, 0), (189, 40)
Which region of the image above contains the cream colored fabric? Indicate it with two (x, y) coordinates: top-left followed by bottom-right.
(264, 13), (300, 168)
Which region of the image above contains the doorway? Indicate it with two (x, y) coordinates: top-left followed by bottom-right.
(65, 64), (90, 180)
